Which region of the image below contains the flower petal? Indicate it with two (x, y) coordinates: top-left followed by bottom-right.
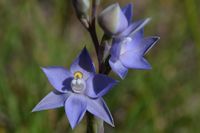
(123, 36), (159, 57)
(120, 29), (143, 55)
(70, 47), (95, 80)
(87, 98), (114, 127)
(109, 59), (128, 79)
(142, 36), (160, 55)
(120, 51), (152, 70)
(86, 74), (117, 98)
(32, 91), (69, 112)
(110, 39), (122, 62)
(64, 94), (87, 129)
(41, 66), (72, 93)
(122, 3), (133, 24)
(118, 18), (150, 38)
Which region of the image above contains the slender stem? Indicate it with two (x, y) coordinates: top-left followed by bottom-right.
(88, 24), (100, 59)
(86, 112), (95, 133)
(91, 0), (97, 21)
(86, 1), (100, 133)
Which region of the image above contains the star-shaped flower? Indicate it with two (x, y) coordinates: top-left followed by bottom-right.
(32, 48), (117, 129)
(109, 29), (160, 79)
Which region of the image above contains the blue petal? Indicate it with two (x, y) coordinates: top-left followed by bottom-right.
(110, 39), (121, 62)
(118, 18), (150, 38)
(64, 94), (87, 129)
(70, 47), (95, 80)
(32, 91), (69, 112)
(120, 51), (152, 70)
(109, 59), (128, 79)
(86, 74), (117, 98)
(41, 67), (72, 93)
(142, 36), (160, 55)
(120, 29), (144, 55)
(122, 3), (133, 24)
(124, 36), (159, 56)
(87, 98), (114, 127)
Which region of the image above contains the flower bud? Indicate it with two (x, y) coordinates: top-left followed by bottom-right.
(72, 0), (90, 16)
(98, 3), (128, 36)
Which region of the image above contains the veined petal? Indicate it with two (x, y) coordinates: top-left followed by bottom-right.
(118, 18), (150, 38)
(87, 98), (114, 127)
(120, 51), (152, 70)
(32, 91), (69, 112)
(41, 67), (72, 93)
(109, 59), (128, 79)
(64, 94), (87, 129)
(86, 74), (117, 98)
(70, 47), (95, 80)
(122, 3), (133, 24)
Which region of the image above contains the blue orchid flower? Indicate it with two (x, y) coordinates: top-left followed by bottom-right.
(109, 29), (160, 79)
(98, 3), (160, 79)
(32, 48), (117, 129)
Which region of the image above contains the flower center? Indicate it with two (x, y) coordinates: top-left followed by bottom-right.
(71, 71), (86, 93)
(120, 37), (132, 55)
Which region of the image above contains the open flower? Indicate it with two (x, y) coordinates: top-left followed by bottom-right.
(32, 48), (117, 129)
(109, 29), (160, 79)
(98, 3), (150, 37)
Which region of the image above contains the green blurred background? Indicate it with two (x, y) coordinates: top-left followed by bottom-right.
(0, 0), (200, 132)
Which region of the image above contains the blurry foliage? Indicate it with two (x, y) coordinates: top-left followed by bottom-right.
(0, 0), (200, 132)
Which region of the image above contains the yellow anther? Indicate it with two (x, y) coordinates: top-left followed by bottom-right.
(74, 71), (83, 79)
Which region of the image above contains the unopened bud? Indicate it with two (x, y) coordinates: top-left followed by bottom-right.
(72, 0), (90, 16)
(98, 3), (128, 36)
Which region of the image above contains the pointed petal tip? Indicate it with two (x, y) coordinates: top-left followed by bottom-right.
(83, 46), (87, 51)
(80, 46), (88, 55)
(141, 58), (152, 70)
(119, 74), (126, 80)
(31, 108), (36, 113)
(111, 122), (115, 127)
(31, 106), (40, 113)
(150, 36), (160, 41)
(107, 116), (115, 127)
(105, 119), (115, 127)
(126, 2), (133, 9)
(143, 63), (152, 70)
(118, 69), (128, 80)
(40, 66), (46, 71)
(69, 122), (77, 130)
(144, 18), (151, 25)
(152, 36), (160, 45)
(154, 36), (160, 41)
(109, 60), (128, 80)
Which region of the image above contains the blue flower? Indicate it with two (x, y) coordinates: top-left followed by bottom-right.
(109, 29), (160, 79)
(32, 48), (117, 129)
(98, 3), (150, 37)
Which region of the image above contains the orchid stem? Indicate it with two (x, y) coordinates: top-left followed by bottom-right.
(88, 24), (99, 55)
(86, 1), (100, 133)
(86, 113), (95, 133)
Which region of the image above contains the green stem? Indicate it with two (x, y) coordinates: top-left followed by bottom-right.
(86, 113), (95, 133)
